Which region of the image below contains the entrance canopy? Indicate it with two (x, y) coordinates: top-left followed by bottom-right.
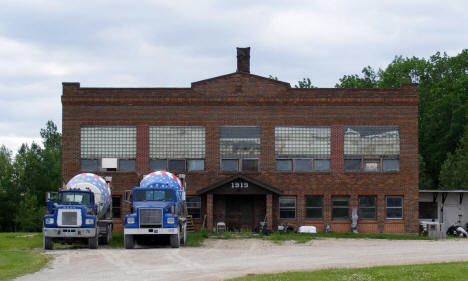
(196, 175), (282, 195)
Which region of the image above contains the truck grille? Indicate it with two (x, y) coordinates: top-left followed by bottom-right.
(139, 208), (163, 226)
(58, 209), (81, 226)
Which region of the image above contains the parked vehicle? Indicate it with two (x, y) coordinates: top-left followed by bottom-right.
(446, 224), (468, 237)
(43, 173), (113, 249)
(124, 171), (187, 249)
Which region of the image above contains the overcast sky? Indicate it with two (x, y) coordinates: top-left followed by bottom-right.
(1, 0), (467, 154)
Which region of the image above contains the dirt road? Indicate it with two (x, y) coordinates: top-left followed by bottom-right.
(16, 238), (468, 281)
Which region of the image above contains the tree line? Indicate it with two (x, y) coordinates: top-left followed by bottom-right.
(0, 50), (467, 231)
(0, 121), (61, 232)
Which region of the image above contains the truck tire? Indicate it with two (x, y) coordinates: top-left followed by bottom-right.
(170, 227), (180, 248)
(124, 234), (134, 249)
(88, 233), (99, 249)
(100, 224), (112, 245)
(44, 236), (53, 250)
(180, 223), (187, 245)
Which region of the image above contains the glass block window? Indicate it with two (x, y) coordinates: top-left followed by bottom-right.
(279, 196), (296, 219)
(386, 196), (403, 219)
(344, 126), (400, 172)
(81, 126), (136, 158)
(275, 127), (330, 172)
(332, 196), (349, 219)
(150, 126), (205, 159)
(305, 196), (322, 219)
(187, 196), (201, 219)
(358, 196), (376, 219)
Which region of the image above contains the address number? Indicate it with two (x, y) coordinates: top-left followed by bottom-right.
(231, 182), (249, 189)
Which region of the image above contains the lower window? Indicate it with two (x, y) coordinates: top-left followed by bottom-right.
(358, 196), (376, 219)
(332, 196), (349, 219)
(149, 159), (205, 172)
(386, 196), (403, 219)
(305, 196), (322, 219)
(112, 196), (121, 219)
(186, 196), (201, 219)
(221, 159), (259, 172)
(345, 158), (399, 172)
(419, 202), (437, 220)
(279, 197), (296, 219)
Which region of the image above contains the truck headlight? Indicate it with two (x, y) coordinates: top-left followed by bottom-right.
(85, 218), (94, 225)
(127, 217), (135, 224)
(45, 218), (54, 224)
(167, 217), (175, 224)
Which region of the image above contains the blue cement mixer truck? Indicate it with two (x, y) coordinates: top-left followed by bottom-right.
(43, 173), (113, 249)
(124, 171), (187, 249)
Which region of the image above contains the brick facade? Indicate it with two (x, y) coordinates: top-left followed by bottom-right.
(62, 49), (419, 234)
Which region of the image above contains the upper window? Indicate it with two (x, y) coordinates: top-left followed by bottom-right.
(80, 126), (136, 171)
(275, 127), (331, 172)
(344, 126), (400, 172)
(149, 126), (205, 172)
(220, 126), (260, 172)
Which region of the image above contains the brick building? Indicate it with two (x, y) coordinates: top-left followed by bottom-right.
(62, 47), (419, 233)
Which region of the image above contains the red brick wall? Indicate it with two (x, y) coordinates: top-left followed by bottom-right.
(61, 76), (419, 233)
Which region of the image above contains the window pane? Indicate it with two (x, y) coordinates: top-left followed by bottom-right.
(186, 196), (201, 219)
(332, 208), (349, 219)
(314, 159), (330, 171)
(188, 160), (204, 171)
(387, 196), (403, 207)
(344, 126), (400, 157)
(168, 159), (186, 171)
(81, 126), (136, 158)
(279, 197), (296, 208)
(81, 159), (98, 171)
(383, 159), (399, 171)
(220, 126), (260, 158)
(150, 159), (167, 171)
(276, 159), (292, 171)
(150, 126), (205, 159)
(306, 208), (322, 219)
(275, 127), (331, 158)
(295, 159), (312, 171)
(359, 208), (376, 219)
(359, 196), (376, 208)
(221, 159), (238, 171)
(280, 210), (296, 219)
(242, 159), (258, 171)
(386, 208), (402, 219)
(305, 196), (322, 207)
(112, 196), (121, 219)
(119, 159), (136, 171)
(345, 159), (361, 171)
(364, 160), (380, 172)
(419, 202), (437, 219)
(332, 196), (349, 206)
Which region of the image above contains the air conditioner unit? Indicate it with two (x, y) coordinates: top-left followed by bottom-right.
(102, 158), (118, 169)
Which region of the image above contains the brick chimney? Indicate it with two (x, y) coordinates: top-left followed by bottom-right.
(236, 47), (250, 73)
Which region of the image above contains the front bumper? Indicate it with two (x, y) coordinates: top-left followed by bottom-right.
(124, 227), (178, 235)
(43, 227), (96, 238)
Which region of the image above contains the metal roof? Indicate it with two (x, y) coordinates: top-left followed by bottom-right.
(419, 189), (468, 193)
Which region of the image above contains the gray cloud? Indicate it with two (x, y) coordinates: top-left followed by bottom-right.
(1, 0), (468, 153)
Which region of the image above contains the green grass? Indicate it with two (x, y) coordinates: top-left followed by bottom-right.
(0, 233), (51, 281)
(229, 261), (468, 281)
(266, 232), (434, 244)
(108, 232), (124, 248)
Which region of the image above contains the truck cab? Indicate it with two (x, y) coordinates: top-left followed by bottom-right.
(124, 172), (187, 249)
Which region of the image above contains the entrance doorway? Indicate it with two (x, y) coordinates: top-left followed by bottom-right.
(214, 195), (265, 231)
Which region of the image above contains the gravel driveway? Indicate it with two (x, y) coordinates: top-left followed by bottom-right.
(16, 238), (468, 281)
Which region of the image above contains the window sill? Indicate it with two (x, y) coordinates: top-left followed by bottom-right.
(220, 171), (261, 175)
(331, 219), (351, 222)
(385, 219), (404, 222)
(274, 171), (331, 174)
(304, 219), (324, 222)
(344, 171), (400, 174)
(358, 219), (377, 222)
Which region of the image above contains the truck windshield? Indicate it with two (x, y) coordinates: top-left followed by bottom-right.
(133, 190), (174, 202)
(58, 192), (92, 205)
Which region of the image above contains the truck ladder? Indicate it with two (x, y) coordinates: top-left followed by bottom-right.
(186, 215), (196, 232)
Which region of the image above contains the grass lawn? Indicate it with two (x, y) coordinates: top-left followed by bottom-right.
(229, 261), (468, 281)
(0, 233), (51, 281)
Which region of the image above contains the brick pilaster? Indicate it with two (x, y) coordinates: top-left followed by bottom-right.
(207, 193), (213, 231)
(266, 193), (273, 230)
(331, 126), (344, 174)
(136, 126), (149, 175)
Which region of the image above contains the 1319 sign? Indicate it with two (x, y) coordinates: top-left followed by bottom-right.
(231, 182), (249, 190)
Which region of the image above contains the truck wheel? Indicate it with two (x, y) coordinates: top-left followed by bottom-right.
(170, 227), (180, 248)
(44, 236), (53, 250)
(124, 234), (134, 249)
(180, 223), (187, 245)
(88, 233), (99, 249)
(100, 224), (112, 245)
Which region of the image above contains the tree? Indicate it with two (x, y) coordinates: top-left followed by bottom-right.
(295, 78), (317, 88)
(0, 145), (16, 231)
(439, 124), (468, 189)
